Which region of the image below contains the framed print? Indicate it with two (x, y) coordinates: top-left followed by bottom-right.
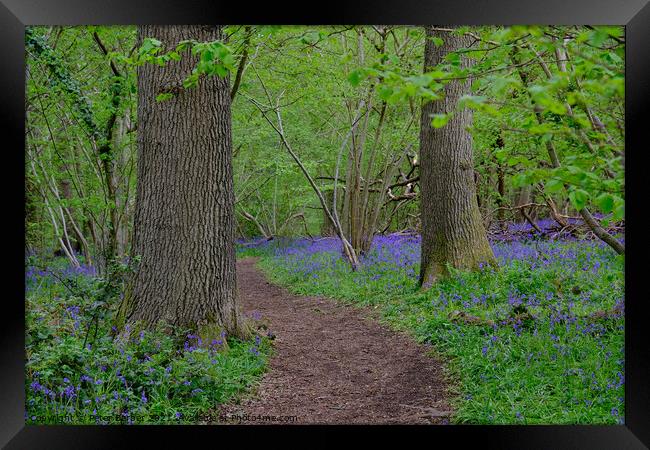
(2, 0), (649, 448)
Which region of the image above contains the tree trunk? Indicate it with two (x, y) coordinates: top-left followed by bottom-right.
(516, 186), (531, 223)
(494, 135), (506, 222)
(121, 25), (248, 338)
(496, 165), (506, 221)
(320, 189), (337, 236)
(59, 178), (82, 255)
(419, 27), (496, 289)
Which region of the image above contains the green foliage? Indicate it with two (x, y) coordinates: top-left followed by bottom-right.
(347, 69), (363, 87)
(257, 236), (624, 424)
(25, 26), (138, 261)
(25, 25), (626, 426)
(230, 26), (422, 237)
(345, 25), (624, 225)
(25, 27), (102, 138)
(128, 37), (235, 94)
(431, 113), (451, 128)
(155, 93), (174, 102)
(26, 25), (624, 250)
(568, 188), (589, 211)
(25, 257), (269, 424)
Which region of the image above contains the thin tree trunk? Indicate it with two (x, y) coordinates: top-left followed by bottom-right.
(320, 188), (337, 236)
(496, 167), (506, 222)
(94, 31), (123, 269)
(516, 186), (532, 223)
(359, 100), (387, 252)
(230, 25), (252, 101)
(493, 135), (506, 222)
(121, 25), (248, 338)
(59, 178), (82, 254)
(419, 27), (496, 289)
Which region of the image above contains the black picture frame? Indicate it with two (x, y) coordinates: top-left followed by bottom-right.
(2, 1), (648, 448)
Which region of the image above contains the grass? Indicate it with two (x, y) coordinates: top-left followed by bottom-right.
(25, 224), (624, 425)
(25, 256), (270, 425)
(241, 228), (625, 424)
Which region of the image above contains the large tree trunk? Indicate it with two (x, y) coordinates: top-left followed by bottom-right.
(121, 25), (247, 338)
(419, 27), (496, 289)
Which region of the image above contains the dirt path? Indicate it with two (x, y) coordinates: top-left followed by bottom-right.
(219, 258), (452, 425)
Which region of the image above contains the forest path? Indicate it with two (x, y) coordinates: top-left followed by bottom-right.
(218, 257), (452, 424)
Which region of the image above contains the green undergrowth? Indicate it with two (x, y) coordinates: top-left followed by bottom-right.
(253, 236), (625, 424)
(25, 256), (270, 425)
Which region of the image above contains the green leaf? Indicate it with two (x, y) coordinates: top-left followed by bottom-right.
(426, 70), (448, 80)
(155, 93), (174, 102)
(541, 133), (554, 144)
(409, 74), (434, 87)
(458, 95), (487, 109)
(431, 37), (444, 47)
(214, 64), (228, 77)
(596, 193), (615, 214)
(605, 50), (622, 64)
(139, 38), (162, 59)
(545, 178), (564, 194)
(402, 83), (416, 97)
(221, 53), (235, 70)
(568, 189), (589, 210)
(431, 113), (450, 128)
(201, 49), (214, 62)
(183, 72), (200, 89)
(348, 69), (362, 87)
(494, 148), (508, 163)
(146, 38), (162, 49)
(567, 91), (581, 106)
(612, 199), (625, 221)
(378, 86), (394, 101)
(445, 52), (461, 66)
(547, 101), (566, 115)
(300, 30), (320, 45)
(507, 157), (521, 167)
(589, 28), (610, 47)
(511, 173), (529, 187)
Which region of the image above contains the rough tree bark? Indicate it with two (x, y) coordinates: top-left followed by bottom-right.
(120, 25), (248, 338)
(419, 27), (496, 289)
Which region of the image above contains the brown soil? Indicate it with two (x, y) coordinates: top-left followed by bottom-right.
(218, 257), (452, 425)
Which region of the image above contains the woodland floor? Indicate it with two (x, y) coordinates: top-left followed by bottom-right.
(218, 257), (452, 425)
